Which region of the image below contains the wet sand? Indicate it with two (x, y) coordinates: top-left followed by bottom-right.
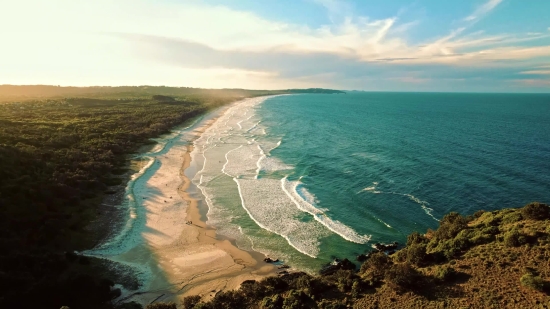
(114, 101), (277, 306)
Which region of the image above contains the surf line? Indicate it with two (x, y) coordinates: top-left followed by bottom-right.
(360, 183), (439, 222)
(281, 177), (371, 244)
(221, 145), (244, 177)
(233, 177), (317, 259)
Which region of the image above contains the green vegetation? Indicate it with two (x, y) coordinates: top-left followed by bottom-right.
(174, 202), (550, 309)
(0, 85), (342, 309)
(145, 303), (178, 309)
(520, 272), (545, 292)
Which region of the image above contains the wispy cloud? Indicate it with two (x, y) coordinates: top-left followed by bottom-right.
(464, 0), (503, 22)
(1, 0), (549, 91)
(521, 70), (550, 75)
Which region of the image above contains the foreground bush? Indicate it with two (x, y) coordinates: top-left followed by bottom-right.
(521, 202), (550, 220)
(182, 296), (202, 309)
(520, 273), (545, 291)
(434, 212), (469, 240)
(434, 266), (456, 282)
(503, 228), (526, 247)
(385, 263), (421, 291)
(360, 252), (392, 277)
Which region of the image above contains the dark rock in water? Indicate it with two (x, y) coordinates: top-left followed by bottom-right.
(356, 253), (371, 262)
(264, 257), (279, 263)
(320, 258), (356, 276)
(278, 265), (290, 269)
(278, 270), (289, 276)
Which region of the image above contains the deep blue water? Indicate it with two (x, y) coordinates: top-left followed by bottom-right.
(259, 92), (550, 251)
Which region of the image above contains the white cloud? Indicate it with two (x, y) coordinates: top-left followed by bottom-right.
(0, 0), (548, 89)
(520, 70), (550, 75)
(464, 0), (503, 21)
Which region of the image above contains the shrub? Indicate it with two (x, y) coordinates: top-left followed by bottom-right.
(502, 212), (523, 224)
(351, 280), (362, 298)
(434, 266), (456, 282)
(407, 231), (428, 246)
(292, 275), (328, 297)
(452, 234), (471, 250)
(473, 210), (485, 218)
(146, 303), (177, 309)
(406, 244), (427, 266)
(432, 239), (463, 260)
(207, 290), (246, 309)
(318, 300), (346, 309)
(477, 212), (500, 227)
(481, 225), (500, 235)
(261, 294), (283, 309)
(435, 212), (469, 240)
(360, 252), (391, 277)
(470, 233), (494, 245)
(522, 202), (550, 220)
(182, 295), (202, 309)
(504, 229), (526, 247)
(260, 276), (289, 294)
(329, 270), (356, 293)
(282, 290), (309, 309)
(385, 263), (421, 291)
(520, 273), (544, 291)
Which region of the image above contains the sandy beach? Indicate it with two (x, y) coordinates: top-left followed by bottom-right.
(104, 101), (277, 306)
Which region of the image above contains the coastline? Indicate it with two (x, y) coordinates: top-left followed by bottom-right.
(96, 98), (278, 306)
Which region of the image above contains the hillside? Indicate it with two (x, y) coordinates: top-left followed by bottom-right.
(169, 202), (550, 309)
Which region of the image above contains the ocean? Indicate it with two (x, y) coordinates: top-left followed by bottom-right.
(192, 92), (550, 272)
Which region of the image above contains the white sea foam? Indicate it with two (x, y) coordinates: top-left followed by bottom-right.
(192, 95), (374, 259)
(260, 156), (293, 173)
(234, 178), (325, 257)
(374, 217), (393, 228)
(360, 182), (438, 221)
(359, 182), (381, 194)
(281, 177), (371, 244)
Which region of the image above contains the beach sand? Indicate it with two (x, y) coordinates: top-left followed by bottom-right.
(115, 104), (277, 306)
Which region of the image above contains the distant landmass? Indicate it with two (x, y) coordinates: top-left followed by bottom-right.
(0, 85), (344, 102)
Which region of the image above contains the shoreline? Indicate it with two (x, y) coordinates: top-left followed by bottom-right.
(100, 98), (278, 306)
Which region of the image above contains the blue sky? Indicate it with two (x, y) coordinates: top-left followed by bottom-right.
(1, 0), (549, 92)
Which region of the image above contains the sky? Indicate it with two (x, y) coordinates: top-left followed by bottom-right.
(1, 0), (549, 92)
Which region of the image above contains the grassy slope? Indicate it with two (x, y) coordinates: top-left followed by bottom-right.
(186, 203), (550, 309)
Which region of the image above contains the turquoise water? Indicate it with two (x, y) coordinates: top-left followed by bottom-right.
(195, 93), (550, 272)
